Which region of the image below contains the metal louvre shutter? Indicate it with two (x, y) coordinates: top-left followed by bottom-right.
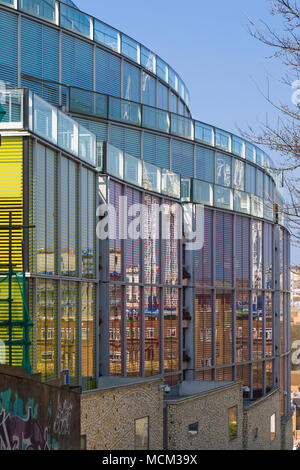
(75, 117), (108, 141)
(216, 211), (233, 287)
(96, 48), (121, 98)
(62, 33), (93, 90)
(235, 216), (250, 288)
(156, 135), (169, 169)
(109, 125), (125, 151)
(0, 9), (18, 87)
(109, 125), (141, 158)
(125, 128), (141, 158)
(143, 133), (156, 165)
(22, 19), (42, 84)
(143, 133), (170, 169)
(196, 146), (214, 183)
(172, 140), (194, 177)
(194, 208), (212, 286)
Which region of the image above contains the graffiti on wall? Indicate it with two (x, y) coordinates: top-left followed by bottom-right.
(0, 407), (49, 450)
(53, 400), (72, 436)
(0, 387), (59, 450)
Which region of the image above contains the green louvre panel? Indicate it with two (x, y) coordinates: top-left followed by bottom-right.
(0, 272), (32, 373)
(0, 9), (18, 88)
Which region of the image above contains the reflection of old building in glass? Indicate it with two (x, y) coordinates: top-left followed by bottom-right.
(0, 0), (292, 445)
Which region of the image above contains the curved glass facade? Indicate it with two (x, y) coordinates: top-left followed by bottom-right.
(0, 0), (291, 417)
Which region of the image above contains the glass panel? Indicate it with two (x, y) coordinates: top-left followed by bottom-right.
(234, 190), (250, 214)
(232, 136), (244, 157)
(106, 143), (123, 179)
(122, 34), (139, 62)
(252, 221), (263, 289)
(236, 291), (249, 362)
(256, 148), (264, 166)
(181, 178), (191, 202)
(109, 180), (122, 281)
(245, 142), (256, 163)
(60, 3), (92, 38)
(33, 94), (57, 144)
(171, 114), (194, 140)
(168, 67), (177, 90)
(144, 286), (160, 376)
(216, 212), (233, 287)
(69, 87), (107, 119)
(246, 164), (256, 194)
(143, 161), (161, 193)
(126, 285), (141, 376)
(142, 106), (170, 133)
(142, 72), (156, 107)
(109, 283), (122, 374)
(135, 417), (149, 450)
(195, 290), (212, 369)
(58, 110), (78, 155)
(233, 159), (245, 190)
(161, 169), (180, 199)
(0, 89), (23, 129)
(215, 291), (233, 364)
(229, 406), (237, 440)
(164, 288), (179, 374)
(0, 0), (15, 6)
(81, 168), (96, 278)
(109, 97), (141, 126)
(124, 152), (142, 186)
(264, 200), (274, 221)
(266, 292), (273, 358)
(94, 19), (120, 52)
(156, 57), (168, 82)
(195, 121), (214, 145)
(123, 62), (140, 102)
(81, 282), (96, 390)
(235, 216), (250, 288)
(215, 129), (230, 151)
(36, 279), (58, 381)
(216, 153), (231, 187)
(214, 186), (233, 210)
(19, 0), (57, 23)
(78, 124), (96, 166)
(141, 46), (155, 73)
(61, 281), (79, 386)
(193, 179), (213, 205)
(158, 81), (168, 111)
(251, 195), (264, 218)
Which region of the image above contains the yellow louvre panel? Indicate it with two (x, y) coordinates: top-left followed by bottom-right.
(0, 137), (25, 368)
(0, 137), (23, 272)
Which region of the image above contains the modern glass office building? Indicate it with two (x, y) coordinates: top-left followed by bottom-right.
(0, 0), (291, 421)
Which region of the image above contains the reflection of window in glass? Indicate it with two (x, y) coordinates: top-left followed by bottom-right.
(167, 327), (176, 337)
(270, 413), (276, 441)
(188, 422), (199, 436)
(216, 153), (231, 187)
(146, 328), (154, 339)
(135, 416), (149, 450)
(229, 406), (238, 440)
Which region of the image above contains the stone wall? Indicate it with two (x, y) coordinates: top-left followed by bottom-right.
(81, 377), (164, 450)
(243, 389), (281, 450)
(165, 383), (243, 450)
(281, 413), (294, 450)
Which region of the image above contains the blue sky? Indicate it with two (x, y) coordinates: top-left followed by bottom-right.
(75, 0), (299, 262)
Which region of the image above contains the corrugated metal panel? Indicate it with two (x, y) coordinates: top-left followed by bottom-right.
(62, 33), (93, 90)
(96, 48), (121, 98)
(0, 9), (18, 88)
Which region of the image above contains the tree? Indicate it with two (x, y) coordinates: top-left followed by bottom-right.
(244, 0), (300, 242)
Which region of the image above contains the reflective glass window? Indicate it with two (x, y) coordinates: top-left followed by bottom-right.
(216, 153), (231, 187)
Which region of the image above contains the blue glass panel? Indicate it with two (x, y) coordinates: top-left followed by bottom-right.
(216, 153), (231, 187)
(141, 46), (155, 73)
(0, 9), (17, 87)
(142, 72), (156, 107)
(215, 129), (230, 151)
(19, 0), (57, 23)
(109, 97), (141, 126)
(142, 106), (170, 133)
(196, 147), (214, 183)
(94, 20), (119, 52)
(123, 61), (140, 102)
(171, 114), (193, 140)
(195, 122), (213, 145)
(232, 135), (244, 157)
(62, 34), (93, 90)
(96, 48), (121, 98)
(60, 3), (92, 38)
(158, 82), (168, 111)
(122, 35), (139, 62)
(156, 57), (168, 83)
